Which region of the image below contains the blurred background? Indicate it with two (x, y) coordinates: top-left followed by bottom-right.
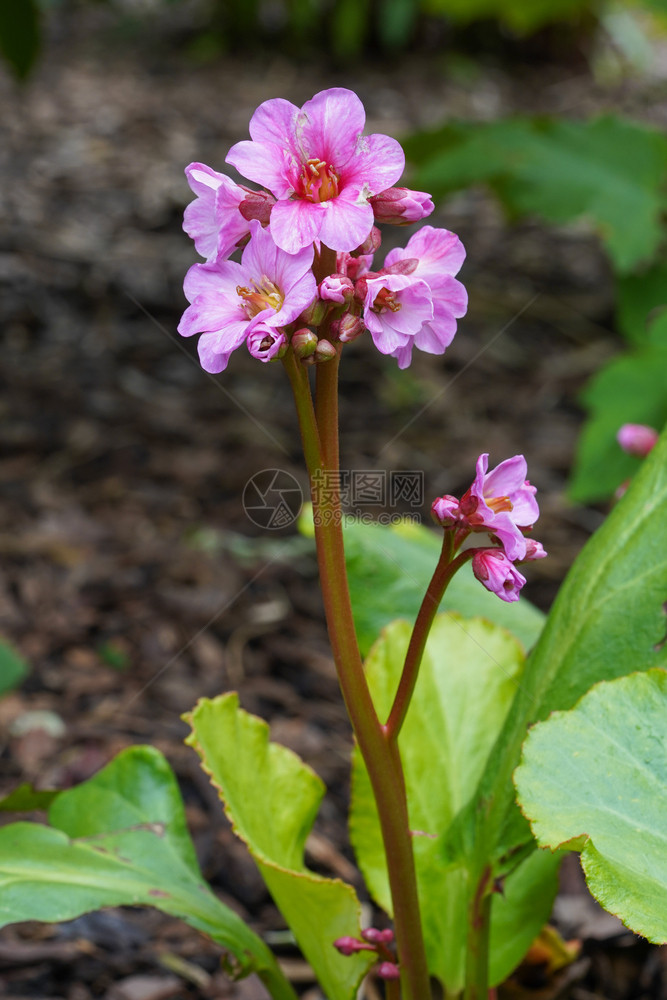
(0, 1), (666, 997)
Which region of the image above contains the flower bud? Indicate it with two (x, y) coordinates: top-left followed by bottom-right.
(370, 187), (434, 225)
(315, 339), (337, 362)
(431, 495), (460, 527)
(247, 324), (286, 363)
(351, 226), (381, 257)
(319, 274), (355, 304)
(337, 314), (366, 344)
(333, 936), (372, 956)
(362, 927), (394, 946)
(299, 297), (328, 327)
(376, 962), (400, 980)
(472, 549), (526, 604)
(238, 188), (275, 225)
(617, 423), (659, 458)
(338, 251), (374, 281)
(522, 539), (547, 561)
(291, 328), (318, 358)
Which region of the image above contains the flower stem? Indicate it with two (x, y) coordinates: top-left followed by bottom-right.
(282, 348), (432, 1000)
(385, 543), (475, 742)
(463, 868), (492, 1000)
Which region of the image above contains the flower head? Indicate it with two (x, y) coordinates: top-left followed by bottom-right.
(370, 186), (434, 225)
(362, 273), (433, 359)
(383, 226), (467, 368)
(472, 549), (526, 603)
(183, 163), (274, 262)
(461, 453), (539, 562)
(178, 221), (316, 372)
(226, 88), (405, 254)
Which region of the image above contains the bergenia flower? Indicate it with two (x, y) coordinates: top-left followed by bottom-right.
(472, 549), (526, 604)
(178, 221), (316, 372)
(183, 163), (275, 262)
(383, 226), (467, 368)
(247, 322), (287, 363)
(226, 88), (405, 254)
(617, 423), (659, 457)
(460, 453), (539, 562)
(362, 273), (433, 359)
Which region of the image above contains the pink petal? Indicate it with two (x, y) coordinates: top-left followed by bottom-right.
(484, 455), (528, 498)
(269, 198), (327, 254)
(344, 133), (405, 194)
(299, 88), (366, 166)
(226, 140), (294, 199)
(248, 97), (301, 152)
(318, 193), (375, 252)
(183, 260), (244, 304)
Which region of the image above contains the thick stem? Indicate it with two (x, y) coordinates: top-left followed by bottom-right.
(385, 544), (475, 742)
(283, 348), (432, 1000)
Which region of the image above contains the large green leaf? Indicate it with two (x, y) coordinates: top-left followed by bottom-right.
(342, 519), (545, 656)
(186, 694), (373, 1000)
(569, 345), (667, 503)
(0, 0), (40, 79)
(350, 616), (560, 992)
(404, 115), (667, 273)
(423, 0), (595, 33)
(616, 263), (667, 345)
(0, 747), (295, 999)
(454, 423), (667, 883)
(515, 670), (667, 943)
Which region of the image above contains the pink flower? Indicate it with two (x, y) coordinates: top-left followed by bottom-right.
(384, 226), (467, 368)
(183, 163), (275, 262)
(319, 274), (354, 304)
(460, 454), (539, 562)
(431, 495), (460, 526)
(617, 423), (659, 458)
(522, 539), (547, 561)
(362, 273), (433, 360)
(370, 187), (434, 225)
(226, 88), (405, 254)
(178, 221), (316, 372)
(247, 322), (287, 362)
(472, 549), (526, 603)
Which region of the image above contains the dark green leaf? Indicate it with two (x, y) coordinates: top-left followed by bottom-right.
(0, 0), (41, 79)
(0, 637), (28, 696)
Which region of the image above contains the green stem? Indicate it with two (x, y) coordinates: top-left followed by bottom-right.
(283, 348), (432, 1000)
(385, 544), (475, 742)
(464, 868), (492, 1000)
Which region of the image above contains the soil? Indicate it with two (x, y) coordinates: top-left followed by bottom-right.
(0, 6), (665, 999)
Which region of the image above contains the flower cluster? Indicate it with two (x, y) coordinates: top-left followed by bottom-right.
(334, 928), (399, 981)
(180, 88), (466, 373)
(432, 454), (546, 602)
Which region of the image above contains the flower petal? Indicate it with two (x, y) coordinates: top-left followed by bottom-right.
(344, 133), (405, 194)
(226, 140), (294, 199)
(269, 198), (327, 254)
(298, 88), (366, 166)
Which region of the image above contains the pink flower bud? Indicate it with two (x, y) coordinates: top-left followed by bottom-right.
(431, 495), (460, 527)
(338, 252), (374, 281)
(352, 226), (382, 256)
(617, 423), (659, 458)
(333, 936), (374, 956)
(291, 328), (318, 358)
(320, 274), (355, 304)
(472, 549), (526, 604)
(370, 187), (434, 225)
(378, 929), (395, 945)
(522, 539), (547, 561)
(247, 323), (286, 363)
(299, 298), (328, 327)
(361, 928), (383, 944)
(238, 188), (275, 225)
(376, 962), (401, 980)
(315, 338), (337, 362)
(337, 314), (366, 344)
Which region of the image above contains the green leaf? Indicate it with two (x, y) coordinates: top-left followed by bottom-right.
(569, 348), (667, 503)
(405, 115), (667, 272)
(515, 669), (667, 943)
(0, 746), (294, 1000)
(422, 0), (594, 34)
(350, 616), (560, 992)
(616, 263), (667, 345)
(0, 636), (28, 695)
(342, 519), (545, 657)
(186, 694), (373, 1000)
(0, 0), (40, 79)
(458, 422), (667, 887)
(0, 784), (60, 812)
